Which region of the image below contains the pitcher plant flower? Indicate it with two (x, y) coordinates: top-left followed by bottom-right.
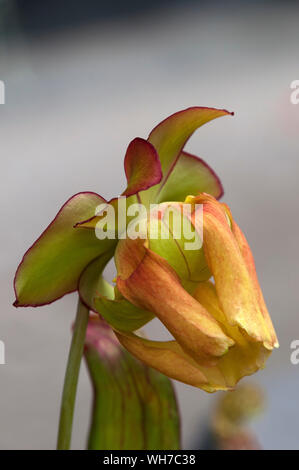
(13, 106), (278, 447)
(114, 193), (278, 392)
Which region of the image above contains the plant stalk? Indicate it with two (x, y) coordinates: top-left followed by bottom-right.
(56, 298), (89, 450)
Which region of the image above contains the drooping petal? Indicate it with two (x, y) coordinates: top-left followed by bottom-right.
(156, 151), (223, 203)
(194, 281), (271, 386)
(144, 107), (233, 203)
(123, 137), (162, 197)
(115, 238), (234, 365)
(116, 331), (235, 392)
(14, 192), (116, 307)
(115, 332), (214, 390)
(192, 194), (277, 349)
(231, 220), (279, 349)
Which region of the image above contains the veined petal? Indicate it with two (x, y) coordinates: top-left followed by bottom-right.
(115, 239), (234, 365)
(231, 221), (279, 349)
(14, 192), (116, 307)
(115, 332), (214, 390)
(193, 194), (276, 349)
(144, 107), (233, 203)
(115, 332), (234, 392)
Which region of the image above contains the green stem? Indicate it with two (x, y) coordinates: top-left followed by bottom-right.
(56, 298), (89, 450)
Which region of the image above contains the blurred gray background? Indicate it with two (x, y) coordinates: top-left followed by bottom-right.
(1, 0), (299, 449)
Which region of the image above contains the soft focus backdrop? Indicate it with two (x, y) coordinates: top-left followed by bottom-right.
(1, 0), (299, 449)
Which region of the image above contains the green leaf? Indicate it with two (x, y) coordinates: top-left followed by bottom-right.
(14, 192), (116, 307)
(84, 317), (180, 450)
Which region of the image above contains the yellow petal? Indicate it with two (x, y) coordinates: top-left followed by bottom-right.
(116, 326), (268, 393)
(231, 220), (279, 349)
(193, 194), (276, 349)
(115, 331), (231, 392)
(194, 281), (272, 387)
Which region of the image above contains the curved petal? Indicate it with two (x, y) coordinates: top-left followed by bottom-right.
(144, 106), (233, 203)
(14, 192), (116, 307)
(115, 238), (234, 365)
(116, 331), (236, 392)
(115, 332), (213, 390)
(123, 138), (162, 197)
(231, 221), (279, 349)
(157, 151), (223, 203)
(193, 194), (276, 349)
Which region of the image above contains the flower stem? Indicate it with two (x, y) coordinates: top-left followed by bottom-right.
(56, 298), (89, 450)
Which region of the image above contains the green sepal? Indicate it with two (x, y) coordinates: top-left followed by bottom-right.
(142, 107), (232, 204)
(156, 151), (223, 203)
(14, 192), (116, 307)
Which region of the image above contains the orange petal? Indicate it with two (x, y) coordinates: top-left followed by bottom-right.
(192, 194), (276, 349)
(116, 329), (265, 392)
(231, 220), (279, 348)
(115, 238), (234, 365)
